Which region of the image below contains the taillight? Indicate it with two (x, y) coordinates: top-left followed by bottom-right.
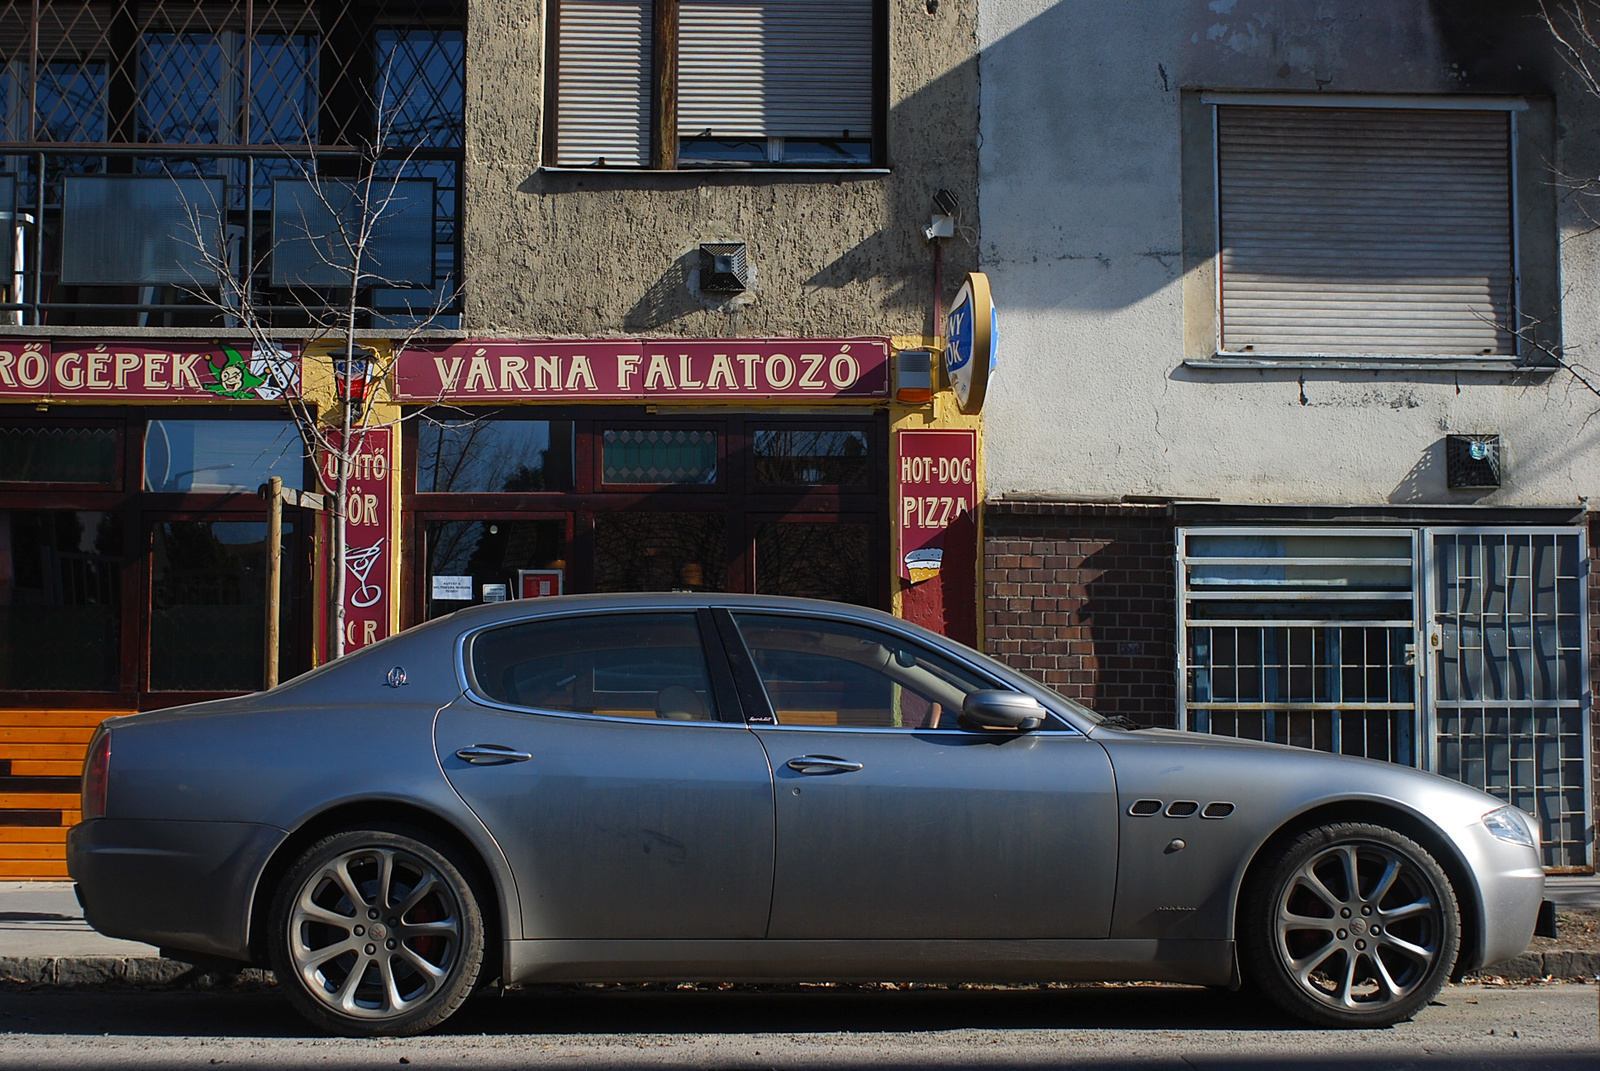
(82, 731), (110, 821)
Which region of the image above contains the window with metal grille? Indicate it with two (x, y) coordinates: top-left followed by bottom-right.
(548, 0), (882, 170)
(1428, 529), (1591, 870)
(1179, 524), (1593, 870)
(1179, 528), (1421, 765)
(0, 1), (464, 327)
(1207, 96), (1520, 360)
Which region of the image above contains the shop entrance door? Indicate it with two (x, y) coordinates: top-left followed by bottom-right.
(415, 513), (572, 621)
(1424, 528), (1591, 869)
(747, 513), (882, 607)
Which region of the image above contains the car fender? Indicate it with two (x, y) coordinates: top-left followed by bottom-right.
(1099, 732), (1496, 948)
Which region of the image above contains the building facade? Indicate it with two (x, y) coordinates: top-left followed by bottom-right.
(978, 0), (1599, 869)
(0, 0), (981, 877)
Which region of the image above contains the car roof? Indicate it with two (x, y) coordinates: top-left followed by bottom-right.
(438, 591), (916, 629)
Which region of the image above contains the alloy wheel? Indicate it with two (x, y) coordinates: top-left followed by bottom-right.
(287, 846), (464, 1020)
(1273, 840), (1444, 1012)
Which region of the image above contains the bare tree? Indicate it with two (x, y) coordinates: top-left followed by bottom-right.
(178, 76), (456, 659)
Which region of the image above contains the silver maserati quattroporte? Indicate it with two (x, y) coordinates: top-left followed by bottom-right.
(68, 594), (1552, 1035)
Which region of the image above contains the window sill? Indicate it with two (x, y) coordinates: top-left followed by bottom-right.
(538, 166), (891, 176)
(1185, 355), (1557, 374)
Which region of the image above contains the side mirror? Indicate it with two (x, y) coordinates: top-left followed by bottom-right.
(959, 690), (1045, 732)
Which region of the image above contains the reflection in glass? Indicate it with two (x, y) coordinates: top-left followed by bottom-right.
(150, 520), (296, 691)
(470, 613), (715, 720)
(753, 429), (869, 486)
(0, 426), (118, 484)
(416, 420), (574, 493)
(144, 420), (303, 493)
(424, 519), (567, 620)
(602, 429), (717, 485)
(594, 513), (726, 593)
(755, 521), (871, 606)
(0, 510), (123, 690)
(732, 613), (986, 729)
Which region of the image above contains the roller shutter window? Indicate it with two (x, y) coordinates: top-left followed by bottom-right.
(678, 0), (873, 161)
(1217, 106), (1516, 358)
(553, 0), (653, 168)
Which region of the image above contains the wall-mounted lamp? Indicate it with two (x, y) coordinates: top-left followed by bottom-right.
(699, 242), (749, 293)
(924, 189), (958, 242)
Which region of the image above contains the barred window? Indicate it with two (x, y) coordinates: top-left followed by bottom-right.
(0, 1), (465, 327)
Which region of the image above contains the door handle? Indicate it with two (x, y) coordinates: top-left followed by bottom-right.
(785, 755), (863, 775)
(455, 744), (532, 765)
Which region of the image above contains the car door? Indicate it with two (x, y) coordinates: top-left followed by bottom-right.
(436, 609), (775, 940)
(721, 609), (1119, 940)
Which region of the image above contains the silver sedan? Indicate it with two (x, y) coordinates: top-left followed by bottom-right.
(68, 594), (1551, 1036)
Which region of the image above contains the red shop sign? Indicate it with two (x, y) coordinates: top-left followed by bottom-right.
(393, 338), (890, 402)
(896, 430), (977, 583)
(321, 425), (393, 652)
(0, 340), (299, 400)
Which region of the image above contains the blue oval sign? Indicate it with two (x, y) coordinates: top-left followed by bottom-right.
(943, 272), (997, 414)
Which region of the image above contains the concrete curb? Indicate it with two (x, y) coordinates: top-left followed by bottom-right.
(1471, 950), (1600, 981)
(1, 953), (1597, 990)
(0, 956), (274, 989)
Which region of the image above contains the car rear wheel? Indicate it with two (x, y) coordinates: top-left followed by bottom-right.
(268, 826), (485, 1036)
(1241, 822), (1459, 1028)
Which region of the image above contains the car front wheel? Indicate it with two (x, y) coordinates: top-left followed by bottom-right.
(268, 825), (485, 1036)
(1241, 822), (1460, 1028)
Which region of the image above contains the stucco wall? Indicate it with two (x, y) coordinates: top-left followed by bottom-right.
(461, 0), (979, 341)
(978, 0), (1600, 507)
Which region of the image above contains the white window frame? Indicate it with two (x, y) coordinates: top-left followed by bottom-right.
(1176, 526), (1423, 764)
(1201, 93), (1528, 365)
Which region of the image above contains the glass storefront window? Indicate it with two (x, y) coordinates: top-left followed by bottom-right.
(755, 521), (873, 606)
(0, 425), (119, 485)
(424, 519), (567, 620)
(144, 420), (304, 493)
(594, 513), (727, 593)
(0, 510), (122, 690)
(149, 520), (295, 691)
(602, 429), (718, 485)
(753, 429), (869, 487)
(416, 419), (575, 493)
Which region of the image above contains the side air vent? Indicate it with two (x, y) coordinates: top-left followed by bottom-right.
(1128, 799), (1163, 816)
(1165, 800), (1199, 818)
(1203, 802), (1236, 819)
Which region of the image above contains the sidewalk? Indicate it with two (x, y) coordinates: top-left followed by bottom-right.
(0, 882), (155, 958)
(2, 878), (1599, 987)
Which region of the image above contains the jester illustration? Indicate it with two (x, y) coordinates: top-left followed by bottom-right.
(201, 342), (269, 400)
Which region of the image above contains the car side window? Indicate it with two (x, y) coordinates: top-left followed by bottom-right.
(731, 613), (991, 729)
(469, 613), (718, 722)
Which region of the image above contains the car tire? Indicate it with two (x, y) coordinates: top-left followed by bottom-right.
(1240, 822), (1460, 1028)
(268, 825), (485, 1036)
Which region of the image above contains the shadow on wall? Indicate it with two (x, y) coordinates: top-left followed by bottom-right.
(985, 507), (1177, 726)
(976, 0), (1557, 312)
(1080, 534), (1178, 727)
(623, 250), (701, 332)
(516, 43), (980, 338)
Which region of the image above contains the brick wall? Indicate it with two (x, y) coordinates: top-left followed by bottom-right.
(983, 501), (1176, 726)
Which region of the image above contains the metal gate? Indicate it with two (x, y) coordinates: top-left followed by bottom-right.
(1424, 529), (1591, 870)
(1179, 524), (1593, 870)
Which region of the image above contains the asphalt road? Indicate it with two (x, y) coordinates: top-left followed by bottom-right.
(0, 982), (1596, 1070)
